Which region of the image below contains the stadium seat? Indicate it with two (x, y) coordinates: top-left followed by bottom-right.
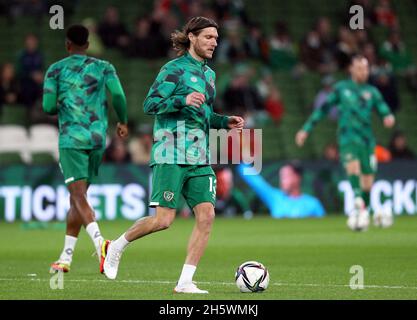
(0, 104), (28, 126)
(28, 124), (59, 162)
(0, 125), (31, 163)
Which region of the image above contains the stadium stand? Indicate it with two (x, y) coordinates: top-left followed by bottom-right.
(0, 0), (416, 162)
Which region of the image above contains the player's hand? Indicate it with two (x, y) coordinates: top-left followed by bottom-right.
(186, 92), (205, 108)
(228, 116), (245, 132)
(383, 115), (395, 128)
(295, 130), (308, 147)
(117, 122), (129, 139)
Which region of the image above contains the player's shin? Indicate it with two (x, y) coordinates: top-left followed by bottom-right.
(348, 174), (364, 208)
(362, 190), (371, 210)
(86, 221), (104, 258)
(59, 235), (77, 263)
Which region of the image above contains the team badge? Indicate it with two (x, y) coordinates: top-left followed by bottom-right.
(163, 191), (174, 202)
(191, 76), (198, 83)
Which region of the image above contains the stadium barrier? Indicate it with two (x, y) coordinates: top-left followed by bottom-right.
(0, 161), (416, 222)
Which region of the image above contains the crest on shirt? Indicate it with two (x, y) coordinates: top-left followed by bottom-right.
(163, 191), (174, 202)
(190, 76), (198, 83)
(362, 91), (371, 100)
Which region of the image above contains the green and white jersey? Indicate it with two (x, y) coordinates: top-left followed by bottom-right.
(144, 52), (229, 166)
(302, 79), (392, 149)
(43, 54), (120, 149)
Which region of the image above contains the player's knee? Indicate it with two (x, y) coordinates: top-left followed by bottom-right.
(155, 215), (174, 231)
(70, 191), (87, 204)
(197, 209), (215, 229)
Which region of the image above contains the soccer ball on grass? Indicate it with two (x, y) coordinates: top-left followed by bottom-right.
(235, 261), (269, 293)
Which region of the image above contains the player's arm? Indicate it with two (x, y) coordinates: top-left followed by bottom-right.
(105, 63), (129, 138)
(295, 87), (339, 147)
(210, 113), (245, 132)
(373, 88), (395, 128)
(210, 112), (229, 129)
(105, 63), (127, 124)
(107, 79), (127, 122)
(42, 66), (58, 115)
(143, 66), (186, 115)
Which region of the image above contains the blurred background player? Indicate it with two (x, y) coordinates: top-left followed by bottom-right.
(43, 24), (129, 273)
(295, 55), (395, 230)
(102, 16), (244, 294)
(237, 162), (325, 218)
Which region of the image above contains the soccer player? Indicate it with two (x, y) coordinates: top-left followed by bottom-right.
(295, 55), (395, 227)
(43, 25), (128, 273)
(102, 16), (244, 294)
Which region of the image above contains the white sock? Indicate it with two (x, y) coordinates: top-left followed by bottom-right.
(86, 222), (103, 249)
(112, 233), (130, 251)
(59, 235), (77, 262)
(177, 264), (197, 287)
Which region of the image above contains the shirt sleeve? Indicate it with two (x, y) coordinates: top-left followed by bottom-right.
(143, 65), (186, 115)
(373, 87), (392, 118)
(210, 112), (229, 129)
(302, 86), (339, 133)
(105, 63), (128, 124)
(42, 65), (58, 115)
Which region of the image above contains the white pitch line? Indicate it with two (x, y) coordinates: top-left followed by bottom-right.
(0, 278), (417, 290)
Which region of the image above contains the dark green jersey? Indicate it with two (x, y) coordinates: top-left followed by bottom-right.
(302, 79), (392, 148)
(144, 52), (229, 166)
(43, 54), (124, 149)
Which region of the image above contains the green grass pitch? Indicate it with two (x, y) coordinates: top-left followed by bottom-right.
(1, 215), (417, 300)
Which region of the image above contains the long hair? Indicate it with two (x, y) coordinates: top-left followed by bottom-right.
(171, 16), (218, 56)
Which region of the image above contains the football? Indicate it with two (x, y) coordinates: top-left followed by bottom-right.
(235, 261), (269, 293)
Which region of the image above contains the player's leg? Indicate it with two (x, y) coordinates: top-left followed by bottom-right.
(102, 164), (183, 279)
(174, 167), (216, 293)
(341, 144), (365, 208)
(67, 180), (104, 256)
(50, 181), (93, 273)
(341, 144), (370, 230)
(50, 207), (82, 273)
(61, 149), (105, 257)
(360, 174), (374, 210)
(51, 149), (90, 273)
(102, 206), (176, 280)
(345, 159), (364, 208)
(360, 150), (392, 227)
(174, 202), (214, 294)
(359, 149), (377, 211)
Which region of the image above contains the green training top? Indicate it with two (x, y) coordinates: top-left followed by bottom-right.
(43, 54), (127, 149)
(144, 52), (230, 166)
(302, 79), (392, 148)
